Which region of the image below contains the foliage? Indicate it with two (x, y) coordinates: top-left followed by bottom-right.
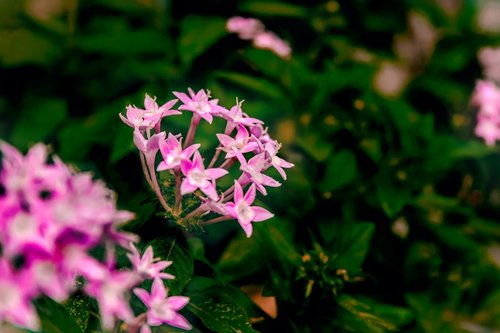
(1, 0), (499, 332)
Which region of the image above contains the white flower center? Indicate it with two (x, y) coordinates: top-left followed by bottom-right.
(189, 101), (211, 114)
(236, 200), (253, 224)
(189, 169), (208, 187)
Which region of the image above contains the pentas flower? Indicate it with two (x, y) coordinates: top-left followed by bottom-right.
(120, 94), (180, 132)
(472, 80), (500, 145)
(173, 88), (225, 124)
(157, 133), (200, 171)
(225, 181), (274, 237)
(0, 142), (190, 331)
(235, 150), (281, 195)
(226, 16), (292, 59)
(121, 89), (293, 239)
(128, 243), (174, 280)
(253, 31), (292, 59)
(226, 16), (264, 40)
(217, 125), (259, 158)
(134, 278), (191, 330)
(181, 151), (228, 200)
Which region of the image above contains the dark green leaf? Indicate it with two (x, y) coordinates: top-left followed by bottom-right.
(320, 150), (358, 191)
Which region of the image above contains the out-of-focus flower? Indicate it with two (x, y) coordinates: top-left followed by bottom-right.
(226, 16), (292, 59)
(477, 0), (500, 33)
(478, 47), (500, 82)
(471, 80), (500, 145)
(373, 61), (411, 98)
(253, 31), (292, 59)
(226, 16), (264, 40)
(0, 142), (187, 331)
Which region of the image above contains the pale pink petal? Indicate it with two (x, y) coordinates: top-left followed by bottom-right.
(166, 296), (190, 311)
(206, 168), (229, 179)
(168, 313), (193, 330)
(181, 179), (197, 195)
(244, 183), (256, 205)
(151, 278), (167, 300)
(233, 181), (243, 202)
(252, 206), (274, 222)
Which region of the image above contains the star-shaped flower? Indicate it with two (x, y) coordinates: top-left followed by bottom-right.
(180, 151), (228, 200)
(134, 278), (191, 330)
(225, 181), (274, 237)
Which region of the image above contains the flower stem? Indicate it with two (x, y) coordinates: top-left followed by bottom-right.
(174, 170), (182, 215)
(183, 114), (200, 149)
(208, 145), (222, 168)
(140, 152), (154, 189)
(201, 215), (232, 226)
(146, 155), (172, 214)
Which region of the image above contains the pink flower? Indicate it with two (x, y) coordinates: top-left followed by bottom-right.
(253, 31), (291, 59)
(85, 269), (136, 330)
(120, 94), (180, 132)
(157, 133), (200, 171)
(180, 151), (228, 200)
(216, 125), (259, 158)
(134, 278), (191, 330)
(173, 88), (225, 124)
(234, 150), (281, 195)
(472, 80), (500, 145)
(475, 119), (499, 146)
(225, 181), (274, 237)
(0, 260), (40, 331)
(220, 100), (263, 134)
(263, 141), (294, 180)
(226, 16), (264, 40)
(127, 243), (174, 280)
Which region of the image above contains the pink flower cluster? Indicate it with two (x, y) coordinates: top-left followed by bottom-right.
(0, 142), (190, 331)
(472, 80), (500, 145)
(120, 89), (293, 237)
(226, 16), (292, 59)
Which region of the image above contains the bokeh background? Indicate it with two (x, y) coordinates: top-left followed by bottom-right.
(0, 0), (499, 332)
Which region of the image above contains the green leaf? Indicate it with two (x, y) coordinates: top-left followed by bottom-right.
(65, 295), (90, 333)
(179, 16), (226, 67)
(213, 71), (289, 103)
(0, 29), (60, 67)
(77, 29), (168, 55)
(10, 99), (67, 149)
(329, 223), (375, 273)
(296, 133), (333, 162)
(216, 233), (264, 282)
(188, 290), (258, 333)
(239, 1), (307, 17)
(147, 237), (193, 295)
(35, 297), (83, 333)
(376, 185), (411, 218)
(320, 150), (358, 192)
(336, 295), (412, 332)
(261, 220), (301, 267)
(110, 124), (134, 162)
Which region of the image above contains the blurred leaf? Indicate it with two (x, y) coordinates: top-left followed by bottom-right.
(377, 185), (411, 218)
(0, 29), (60, 67)
(179, 15), (226, 67)
(214, 71), (289, 103)
(330, 222), (375, 272)
(77, 29), (168, 55)
(296, 132), (332, 162)
(216, 233), (264, 282)
(10, 99), (67, 149)
(147, 237), (193, 295)
(320, 149), (358, 191)
(35, 297), (83, 333)
(336, 295), (411, 332)
(110, 124), (134, 162)
(239, 1), (307, 17)
(188, 290), (258, 333)
(261, 219), (301, 267)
